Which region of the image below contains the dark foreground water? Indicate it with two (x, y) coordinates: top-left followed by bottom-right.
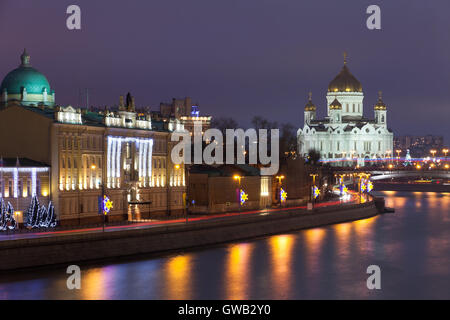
(0, 191), (449, 299)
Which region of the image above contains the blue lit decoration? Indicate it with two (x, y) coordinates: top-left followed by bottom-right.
(240, 189), (248, 205)
(313, 186), (320, 199)
(360, 180), (367, 192)
(191, 105), (200, 117)
(340, 184), (348, 196)
(23, 195), (57, 229)
(367, 180), (373, 192)
(0, 199), (17, 231)
(280, 188), (287, 202)
(103, 195), (113, 215)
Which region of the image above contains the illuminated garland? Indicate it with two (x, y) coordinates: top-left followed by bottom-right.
(24, 196), (57, 228)
(0, 199), (17, 231)
(103, 195), (113, 215)
(367, 180), (373, 192)
(340, 184), (348, 196)
(280, 188), (287, 202)
(240, 189), (248, 205)
(313, 186), (320, 199)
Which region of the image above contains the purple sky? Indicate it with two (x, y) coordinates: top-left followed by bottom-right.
(1, 0), (449, 142)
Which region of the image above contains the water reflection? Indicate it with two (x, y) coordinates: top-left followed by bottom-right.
(303, 228), (326, 273)
(82, 267), (111, 300)
(164, 255), (193, 300)
(225, 243), (254, 300)
(269, 235), (295, 298)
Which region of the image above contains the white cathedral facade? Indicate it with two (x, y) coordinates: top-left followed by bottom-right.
(297, 55), (393, 167)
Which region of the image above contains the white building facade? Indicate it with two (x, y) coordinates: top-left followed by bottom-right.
(297, 56), (393, 166)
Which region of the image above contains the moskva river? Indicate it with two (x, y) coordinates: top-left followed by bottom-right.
(0, 191), (449, 299)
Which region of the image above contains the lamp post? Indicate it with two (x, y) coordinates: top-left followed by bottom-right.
(430, 149), (437, 160)
(356, 172), (368, 203)
(396, 149), (401, 165)
(309, 173), (319, 207)
(443, 148), (448, 163)
(233, 174), (242, 212)
(386, 150), (392, 166)
(275, 175), (285, 206)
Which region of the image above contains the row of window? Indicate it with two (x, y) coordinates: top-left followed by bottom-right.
(0, 179), (42, 198)
(312, 140), (386, 152)
(342, 103), (361, 113)
(61, 155), (102, 170)
(61, 135), (103, 151)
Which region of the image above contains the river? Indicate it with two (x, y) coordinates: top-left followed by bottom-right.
(0, 191), (449, 299)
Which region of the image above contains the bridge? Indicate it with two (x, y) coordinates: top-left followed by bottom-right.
(332, 168), (449, 181)
(368, 170), (450, 181)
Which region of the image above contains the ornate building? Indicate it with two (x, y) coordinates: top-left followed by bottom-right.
(0, 50), (189, 225)
(297, 55), (394, 166)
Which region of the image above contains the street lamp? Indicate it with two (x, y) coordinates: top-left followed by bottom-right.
(309, 173), (319, 207)
(396, 149), (401, 165)
(386, 150), (392, 165)
(430, 149), (437, 159)
(276, 175), (285, 184)
(275, 175), (285, 206)
(233, 175), (242, 211)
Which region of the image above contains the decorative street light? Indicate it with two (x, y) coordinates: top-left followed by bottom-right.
(309, 173), (319, 207)
(233, 175), (243, 212)
(275, 175), (285, 206)
(396, 149), (401, 165)
(430, 149), (437, 159)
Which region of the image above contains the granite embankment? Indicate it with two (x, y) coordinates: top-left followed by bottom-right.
(0, 201), (378, 271)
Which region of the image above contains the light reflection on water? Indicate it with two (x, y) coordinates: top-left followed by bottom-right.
(0, 191), (449, 299)
(225, 243), (253, 300)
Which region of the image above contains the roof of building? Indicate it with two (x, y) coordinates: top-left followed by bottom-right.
(0, 50), (52, 95)
(0, 157), (50, 168)
(328, 55), (362, 93)
(2, 104), (172, 132)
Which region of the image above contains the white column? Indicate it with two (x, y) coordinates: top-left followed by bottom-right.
(148, 140), (153, 186)
(111, 138), (117, 188)
(107, 137), (112, 188)
(143, 140), (148, 187)
(31, 168), (37, 197)
(116, 138), (122, 187)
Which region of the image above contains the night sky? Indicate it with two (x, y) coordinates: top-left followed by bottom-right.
(1, 0), (449, 142)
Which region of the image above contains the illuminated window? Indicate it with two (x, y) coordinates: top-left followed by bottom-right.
(261, 177), (269, 196)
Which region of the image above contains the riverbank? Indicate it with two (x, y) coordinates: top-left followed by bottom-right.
(0, 201), (378, 271)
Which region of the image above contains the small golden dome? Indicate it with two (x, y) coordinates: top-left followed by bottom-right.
(329, 97), (342, 110)
(374, 91), (387, 110)
(305, 91), (316, 111)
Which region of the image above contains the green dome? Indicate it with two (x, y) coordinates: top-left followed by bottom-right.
(0, 50), (52, 95)
(1, 66), (51, 94)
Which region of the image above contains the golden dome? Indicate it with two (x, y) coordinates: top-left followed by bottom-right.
(305, 91), (316, 111)
(329, 97), (342, 110)
(374, 91), (387, 110)
(328, 53), (362, 93)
